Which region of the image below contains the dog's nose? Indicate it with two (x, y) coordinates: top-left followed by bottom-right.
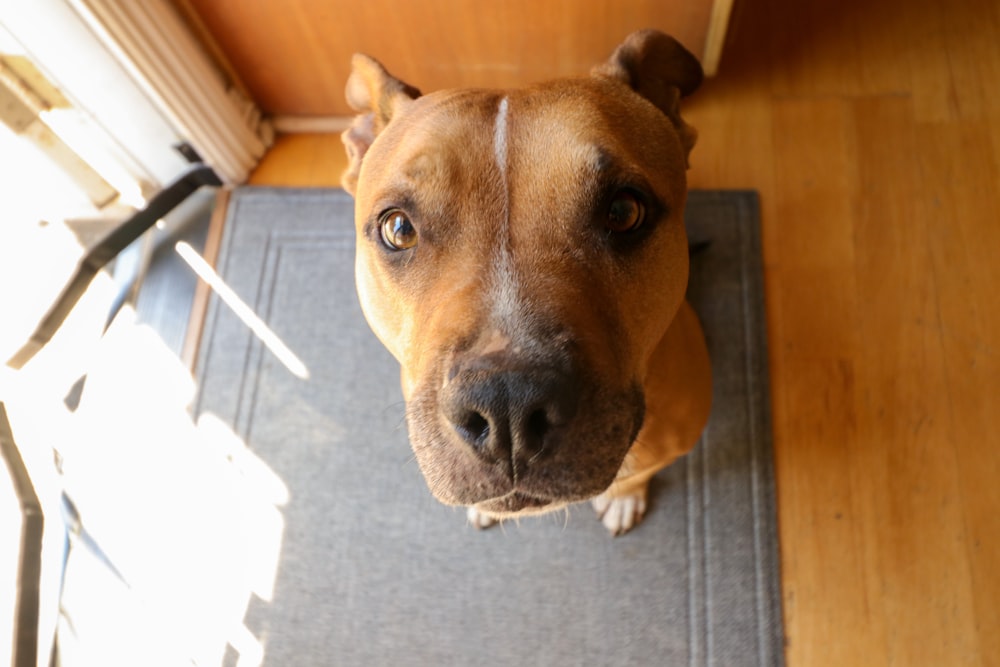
(441, 361), (579, 465)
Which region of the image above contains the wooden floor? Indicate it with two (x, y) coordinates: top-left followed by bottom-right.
(246, 0), (1000, 663)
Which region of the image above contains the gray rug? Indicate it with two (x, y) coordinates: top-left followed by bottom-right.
(195, 188), (783, 666)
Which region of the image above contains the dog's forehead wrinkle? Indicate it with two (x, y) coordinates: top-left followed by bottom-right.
(373, 91), (504, 193)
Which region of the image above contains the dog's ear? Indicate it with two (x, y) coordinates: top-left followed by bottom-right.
(591, 30), (703, 165)
(341, 54), (421, 195)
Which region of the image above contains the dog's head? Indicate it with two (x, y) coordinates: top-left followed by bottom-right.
(341, 30), (702, 516)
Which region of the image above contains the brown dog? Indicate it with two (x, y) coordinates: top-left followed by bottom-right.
(340, 30), (711, 535)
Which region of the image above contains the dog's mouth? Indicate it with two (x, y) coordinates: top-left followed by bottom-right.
(474, 490), (558, 516)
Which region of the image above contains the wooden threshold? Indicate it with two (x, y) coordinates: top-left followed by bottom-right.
(180, 186), (230, 372)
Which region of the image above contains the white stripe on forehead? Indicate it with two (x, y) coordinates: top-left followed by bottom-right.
(493, 97), (509, 173)
(490, 96), (520, 331)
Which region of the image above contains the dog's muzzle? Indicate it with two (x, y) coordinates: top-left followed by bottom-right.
(406, 347), (645, 513)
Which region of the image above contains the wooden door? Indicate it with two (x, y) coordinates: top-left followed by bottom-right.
(183, 0), (728, 117)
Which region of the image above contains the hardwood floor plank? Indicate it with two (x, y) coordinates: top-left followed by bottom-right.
(852, 1), (915, 97)
(765, 97), (889, 665)
(937, 0), (1000, 121)
(916, 120), (1000, 661)
(182, 187), (231, 371)
(249, 133), (347, 187)
(850, 95), (981, 665)
(762, 0), (867, 98)
(769, 98), (856, 270)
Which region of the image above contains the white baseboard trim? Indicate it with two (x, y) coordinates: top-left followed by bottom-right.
(270, 115), (354, 134)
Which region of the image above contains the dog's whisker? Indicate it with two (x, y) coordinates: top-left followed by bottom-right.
(380, 400), (406, 414)
(527, 447), (547, 465)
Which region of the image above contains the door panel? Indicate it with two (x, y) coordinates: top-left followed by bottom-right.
(185, 0), (716, 116)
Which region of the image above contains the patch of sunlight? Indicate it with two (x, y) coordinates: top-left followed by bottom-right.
(4, 307), (289, 667)
(176, 240), (311, 380)
(0, 119), (96, 229)
(40, 108), (146, 209)
(0, 232), (117, 400)
(0, 119), (112, 387)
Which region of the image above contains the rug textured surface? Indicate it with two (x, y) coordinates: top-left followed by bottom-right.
(195, 187), (783, 666)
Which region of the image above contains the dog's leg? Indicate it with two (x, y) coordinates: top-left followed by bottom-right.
(591, 301), (712, 536)
(590, 410), (687, 536)
(591, 485), (649, 536)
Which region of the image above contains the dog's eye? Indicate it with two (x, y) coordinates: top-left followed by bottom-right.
(379, 209), (417, 250)
(606, 190), (646, 233)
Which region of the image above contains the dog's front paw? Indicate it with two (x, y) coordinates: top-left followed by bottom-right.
(591, 488), (648, 536)
(466, 505), (499, 530)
